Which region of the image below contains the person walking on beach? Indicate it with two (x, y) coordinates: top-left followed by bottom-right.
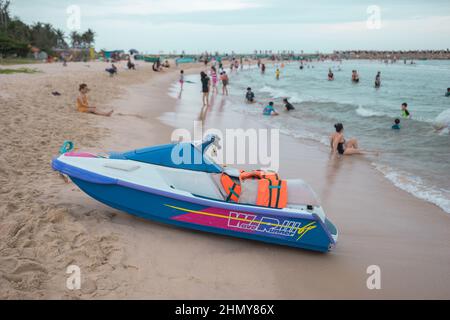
(220, 71), (229, 96)
(179, 70), (185, 90)
(330, 123), (364, 156)
(210, 66), (218, 94)
(375, 71), (381, 88)
(200, 71), (211, 107)
(76, 84), (113, 117)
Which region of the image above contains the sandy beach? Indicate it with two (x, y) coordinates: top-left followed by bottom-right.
(1, 60), (450, 300)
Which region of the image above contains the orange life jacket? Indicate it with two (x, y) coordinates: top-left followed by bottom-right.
(221, 170), (287, 209)
(221, 174), (241, 203)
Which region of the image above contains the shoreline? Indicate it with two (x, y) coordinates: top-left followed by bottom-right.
(1, 61), (450, 299)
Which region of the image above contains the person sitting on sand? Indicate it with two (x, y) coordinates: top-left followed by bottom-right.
(328, 69), (334, 81)
(283, 98), (295, 111)
(76, 84), (113, 117)
(392, 118), (401, 130)
(127, 57), (136, 70)
(445, 88), (450, 97)
(375, 71), (381, 88)
(245, 87), (255, 103)
(263, 102), (279, 116)
(401, 102), (411, 119)
(105, 64), (118, 76)
(330, 123), (364, 156)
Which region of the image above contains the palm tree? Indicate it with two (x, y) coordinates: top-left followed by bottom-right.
(0, 0), (11, 30)
(70, 31), (81, 48)
(55, 28), (67, 48)
(82, 28), (95, 48)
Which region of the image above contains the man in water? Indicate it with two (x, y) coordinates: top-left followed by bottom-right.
(445, 88), (450, 97)
(328, 69), (334, 81)
(283, 98), (295, 111)
(263, 102), (279, 116)
(245, 87), (255, 103)
(375, 71), (381, 88)
(276, 69), (280, 80)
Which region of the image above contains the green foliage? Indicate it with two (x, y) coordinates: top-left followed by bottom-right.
(0, 67), (38, 74)
(0, 33), (29, 57)
(0, 2), (94, 57)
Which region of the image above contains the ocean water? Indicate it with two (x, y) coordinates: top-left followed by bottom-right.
(222, 60), (450, 213)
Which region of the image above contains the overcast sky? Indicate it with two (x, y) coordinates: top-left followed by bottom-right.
(10, 0), (450, 53)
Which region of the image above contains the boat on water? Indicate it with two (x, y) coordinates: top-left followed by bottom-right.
(52, 135), (338, 252)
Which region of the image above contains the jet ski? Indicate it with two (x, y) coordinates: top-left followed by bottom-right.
(51, 135), (338, 252)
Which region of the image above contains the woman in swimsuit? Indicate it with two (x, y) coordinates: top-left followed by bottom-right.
(330, 123), (363, 156)
(77, 84), (113, 116)
(210, 66), (218, 94)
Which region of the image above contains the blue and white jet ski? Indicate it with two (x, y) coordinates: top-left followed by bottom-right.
(52, 135), (338, 252)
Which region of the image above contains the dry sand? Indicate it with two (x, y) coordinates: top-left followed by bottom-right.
(1, 60), (449, 299)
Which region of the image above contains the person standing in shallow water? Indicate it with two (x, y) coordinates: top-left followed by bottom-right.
(200, 71), (210, 107)
(375, 71), (381, 88)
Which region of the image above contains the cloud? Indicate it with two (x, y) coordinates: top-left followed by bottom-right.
(83, 0), (266, 16)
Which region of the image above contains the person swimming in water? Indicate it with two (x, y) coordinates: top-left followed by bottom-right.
(392, 118), (401, 130)
(245, 87), (255, 103)
(283, 98), (295, 111)
(351, 70), (360, 83)
(445, 88), (450, 97)
(330, 123), (364, 156)
(401, 102), (411, 119)
(263, 102), (279, 116)
(375, 71), (381, 88)
(328, 69), (334, 81)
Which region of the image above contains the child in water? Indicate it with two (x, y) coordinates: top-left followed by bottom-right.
(283, 98), (295, 111)
(263, 102), (279, 116)
(401, 103), (411, 119)
(392, 118), (401, 130)
(276, 69), (280, 80)
(245, 87), (255, 103)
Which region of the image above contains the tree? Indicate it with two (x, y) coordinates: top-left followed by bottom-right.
(55, 28), (67, 48)
(70, 31), (81, 48)
(0, 0), (11, 30)
(81, 28), (95, 48)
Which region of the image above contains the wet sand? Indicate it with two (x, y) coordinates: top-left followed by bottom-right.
(1, 61), (450, 299)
